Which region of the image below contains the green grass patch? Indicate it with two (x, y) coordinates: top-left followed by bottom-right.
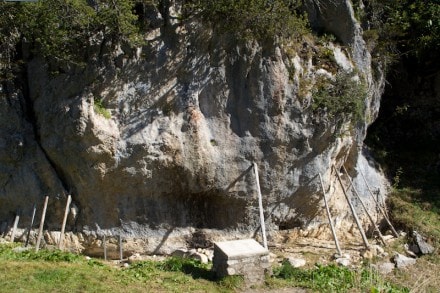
(388, 188), (440, 246)
(0, 249), (238, 293)
(270, 261), (408, 292)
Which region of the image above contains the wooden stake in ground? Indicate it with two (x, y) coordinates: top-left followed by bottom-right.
(35, 196), (49, 252)
(10, 213), (20, 243)
(342, 166), (387, 246)
(253, 162), (268, 249)
(319, 173), (343, 256)
(103, 235), (107, 261)
(58, 194), (72, 249)
(25, 203), (37, 247)
(119, 235), (123, 262)
(333, 165), (370, 249)
(358, 168), (399, 237)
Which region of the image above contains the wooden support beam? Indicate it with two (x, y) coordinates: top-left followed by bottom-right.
(35, 196), (49, 252)
(319, 173), (342, 256)
(333, 165), (370, 249)
(253, 162), (268, 250)
(342, 166), (387, 246)
(358, 169), (399, 237)
(58, 195), (72, 250)
(119, 235), (123, 262)
(103, 235), (107, 261)
(10, 214), (20, 242)
(25, 203), (36, 247)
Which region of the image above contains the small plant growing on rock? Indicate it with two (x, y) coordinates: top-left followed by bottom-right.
(93, 97), (111, 119)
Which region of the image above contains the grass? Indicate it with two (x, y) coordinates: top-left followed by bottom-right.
(268, 261), (407, 292)
(0, 247), (239, 293)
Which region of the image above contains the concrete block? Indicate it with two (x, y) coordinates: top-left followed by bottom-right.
(212, 239), (269, 285)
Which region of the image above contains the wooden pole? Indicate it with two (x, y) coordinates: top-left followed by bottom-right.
(319, 173), (343, 256)
(119, 235), (123, 261)
(25, 203), (37, 247)
(333, 165), (370, 249)
(342, 166), (387, 246)
(103, 235), (107, 261)
(10, 214), (20, 243)
(35, 196), (49, 252)
(358, 168), (399, 237)
(253, 162), (268, 249)
(58, 195), (72, 250)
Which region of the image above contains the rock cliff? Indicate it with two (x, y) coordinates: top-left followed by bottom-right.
(0, 0), (388, 253)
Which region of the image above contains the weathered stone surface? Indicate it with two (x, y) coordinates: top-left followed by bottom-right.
(412, 231), (435, 255)
(190, 251), (209, 264)
(0, 1), (387, 253)
(374, 262), (395, 275)
(286, 257), (307, 268)
(393, 253), (416, 269)
(335, 257), (351, 267)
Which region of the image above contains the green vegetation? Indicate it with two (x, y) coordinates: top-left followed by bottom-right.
(94, 97), (112, 119)
(312, 71), (367, 122)
(0, 0), (145, 71)
(270, 261), (407, 292)
(0, 248), (244, 292)
(186, 0), (310, 42)
(362, 0), (440, 67)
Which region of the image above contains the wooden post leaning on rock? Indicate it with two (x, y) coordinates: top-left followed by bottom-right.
(35, 196), (49, 252)
(358, 168), (399, 237)
(319, 173), (343, 256)
(25, 203), (37, 247)
(58, 194), (72, 250)
(253, 162), (268, 250)
(342, 166), (387, 246)
(333, 165), (370, 249)
(10, 213), (20, 243)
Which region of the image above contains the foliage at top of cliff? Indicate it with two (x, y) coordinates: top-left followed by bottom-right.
(0, 0), (311, 77)
(362, 0), (440, 64)
(0, 0), (144, 68)
(186, 0), (309, 41)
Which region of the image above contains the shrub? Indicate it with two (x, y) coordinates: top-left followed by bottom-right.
(186, 0), (310, 42)
(311, 71), (367, 122)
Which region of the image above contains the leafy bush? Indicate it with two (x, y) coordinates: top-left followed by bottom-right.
(312, 71), (367, 122)
(0, 0), (144, 67)
(186, 0), (310, 42)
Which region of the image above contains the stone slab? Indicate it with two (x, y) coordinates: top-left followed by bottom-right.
(214, 239), (268, 260)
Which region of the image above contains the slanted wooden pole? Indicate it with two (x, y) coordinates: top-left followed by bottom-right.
(35, 196), (49, 252)
(25, 203), (37, 247)
(253, 162), (268, 249)
(58, 195), (72, 250)
(10, 214), (20, 242)
(319, 173), (342, 256)
(333, 165), (370, 249)
(342, 166), (387, 246)
(358, 169), (399, 237)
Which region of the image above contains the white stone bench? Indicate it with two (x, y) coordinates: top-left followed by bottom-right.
(212, 239), (270, 284)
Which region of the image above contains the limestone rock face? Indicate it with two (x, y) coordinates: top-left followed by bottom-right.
(0, 1), (388, 252)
